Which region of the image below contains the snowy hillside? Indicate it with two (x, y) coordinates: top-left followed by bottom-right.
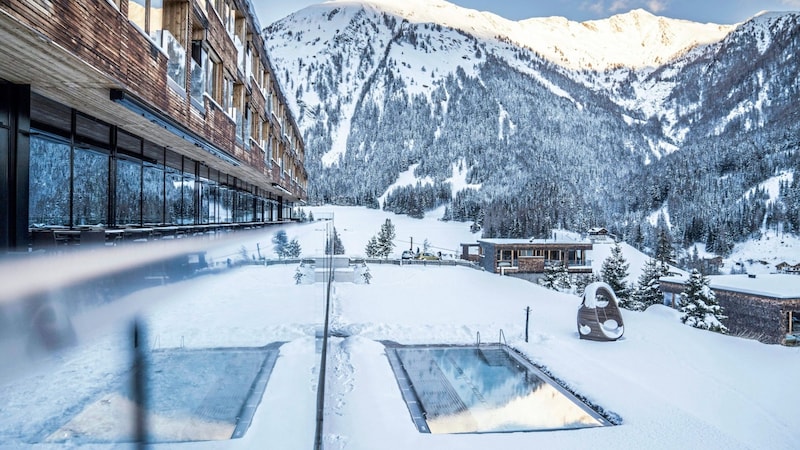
(265, 1), (800, 258)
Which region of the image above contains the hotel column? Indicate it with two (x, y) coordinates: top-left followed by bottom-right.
(0, 83), (31, 251)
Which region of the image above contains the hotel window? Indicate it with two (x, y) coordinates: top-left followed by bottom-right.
(223, 73), (234, 117)
(213, 0), (235, 36)
(128, 0), (163, 35)
(129, 1), (187, 89)
(519, 249), (533, 257)
(204, 52), (221, 103)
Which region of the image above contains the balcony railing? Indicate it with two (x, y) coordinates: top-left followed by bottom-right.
(152, 29), (186, 90)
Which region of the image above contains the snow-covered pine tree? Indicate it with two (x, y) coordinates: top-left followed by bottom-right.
(272, 230), (288, 259)
(601, 241), (631, 306)
(285, 238), (302, 258)
(376, 218), (396, 258)
(655, 226), (676, 266)
(631, 258), (665, 311)
(541, 262), (570, 291)
(365, 236), (379, 258)
(680, 269), (728, 333)
(575, 272), (602, 296)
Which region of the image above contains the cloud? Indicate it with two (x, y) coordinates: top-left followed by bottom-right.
(647, 0), (668, 13)
(780, 0), (800, 6)
(609, 0), (632, 12)
(586, 0), (671, 15)
(581, 1), (607, 15)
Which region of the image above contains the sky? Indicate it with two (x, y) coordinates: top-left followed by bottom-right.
(253, 0), (800, 27)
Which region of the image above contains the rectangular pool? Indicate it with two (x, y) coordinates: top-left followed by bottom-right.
(386, 344), (611, 434)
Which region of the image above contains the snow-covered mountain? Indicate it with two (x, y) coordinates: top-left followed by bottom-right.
(265, 0), (800, 255)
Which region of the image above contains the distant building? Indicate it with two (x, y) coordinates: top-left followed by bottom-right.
(660, 274), (800, 345)
(587, 227), (610, 242)
(776, 262), (800, 274)
(469, 236), (593, 280)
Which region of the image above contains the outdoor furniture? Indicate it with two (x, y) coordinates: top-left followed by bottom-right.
(79, 229), (106, 247)
(577, 282), (625, 341)
(31, 230), (57, 251)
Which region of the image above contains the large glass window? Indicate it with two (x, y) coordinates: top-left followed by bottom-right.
(116, 157), (142, 225)
(165, 168), (183, 225)
(220, 186), (233, 222)
(180, 173), (196, 225)
(207, 183), (220, 224)
(73, 147), (109, 226)
(143, 162), (164, 224)
(29, 136), (70, 227)
(128, 0), (162, 34)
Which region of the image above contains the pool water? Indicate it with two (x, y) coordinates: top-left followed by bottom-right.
(387, 345), (610, 434)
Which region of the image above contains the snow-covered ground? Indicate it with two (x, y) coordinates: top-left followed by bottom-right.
(2, 206), (799, 449)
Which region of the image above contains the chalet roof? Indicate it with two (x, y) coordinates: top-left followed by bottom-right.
(588, 227), (608, 234)
(661, 274), (800, 300)
(478, 236), (591, 246)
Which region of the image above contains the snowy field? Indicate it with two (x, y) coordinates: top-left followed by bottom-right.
(1, 206), (799, 449)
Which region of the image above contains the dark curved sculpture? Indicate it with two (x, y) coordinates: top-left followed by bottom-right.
(577, 282), (625, 341)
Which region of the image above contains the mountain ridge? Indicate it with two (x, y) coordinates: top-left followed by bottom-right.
(265, 1), (800, 256)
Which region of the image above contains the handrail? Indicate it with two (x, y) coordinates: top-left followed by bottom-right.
(499, 329), (507, 346)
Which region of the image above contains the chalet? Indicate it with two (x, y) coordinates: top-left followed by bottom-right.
(1, 0), (306, 251)
(471, 236), (593, 280)
(587, 227), (610, 242)
(776, 262), (800, 274)
(660, 274), (800, 345)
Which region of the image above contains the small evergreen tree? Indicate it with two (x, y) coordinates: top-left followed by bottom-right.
(285, 238), (302, 258)
(365, 236), (379, 258)
(655, 227), (676, 266)
(601, 241), (631, 306)
(680, 269), (728, 333)
(376, 218), (396, 258)
(575, 272), (602, 296)
(541, 262), (570, 291)
(272, 230), (288, 259)
(631, 258), (665, 311)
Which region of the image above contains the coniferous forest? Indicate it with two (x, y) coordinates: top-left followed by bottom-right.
(266, 6), (800, 257)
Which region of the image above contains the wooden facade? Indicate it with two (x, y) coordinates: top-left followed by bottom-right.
(476, 238), (593, 275)
(661, 274), (800, 345)
(0, 0), (306, 249)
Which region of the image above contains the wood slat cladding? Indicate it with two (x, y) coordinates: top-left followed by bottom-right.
(660, 278), (800, 345)
(0, 0), (306, 201)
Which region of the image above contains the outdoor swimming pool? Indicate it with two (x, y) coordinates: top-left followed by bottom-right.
(386, 344), (611, 434)
(42, 344), (280, 444)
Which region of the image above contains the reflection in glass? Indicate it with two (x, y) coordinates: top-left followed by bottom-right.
(29, 136), (70, 227)
(73, 148), (109, 226)
(394, 347), (606, 434)
(116, 158), (142, 226)
(143, 163), (164, 224)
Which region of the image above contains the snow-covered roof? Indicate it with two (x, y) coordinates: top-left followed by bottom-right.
(478, 236), (591, 245)
(662, 274), (800, 299)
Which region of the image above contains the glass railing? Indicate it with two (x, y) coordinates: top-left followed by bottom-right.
(190, 59), (204, 107)
(152, 29), (186, 90)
